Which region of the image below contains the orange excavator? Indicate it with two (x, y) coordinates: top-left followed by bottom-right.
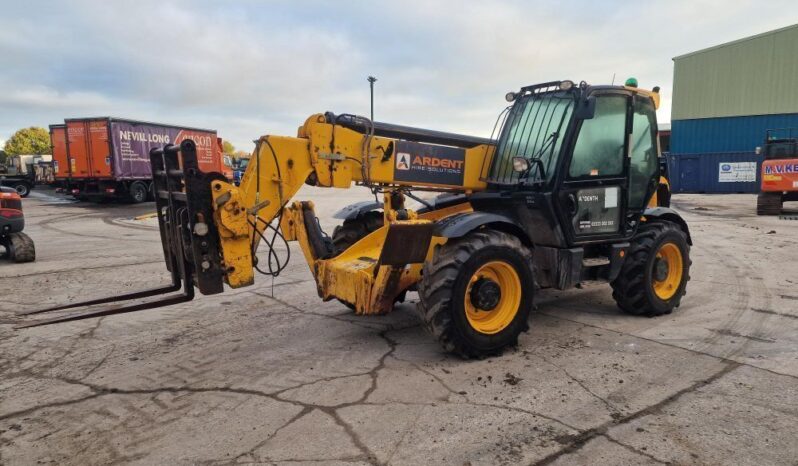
(758, 128), (798, 215)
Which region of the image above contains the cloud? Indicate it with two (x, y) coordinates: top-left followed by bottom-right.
(0, 0), (795, 149)
(0, 86), (112, 109)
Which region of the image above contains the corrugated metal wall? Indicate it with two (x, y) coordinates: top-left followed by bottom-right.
(667, 152), (764, 193)
(671, 113), (798, 154)
(672, 24), (798, 120)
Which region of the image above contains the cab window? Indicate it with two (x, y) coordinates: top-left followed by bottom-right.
(628, 97), (659, 209)
(489, 92), (574, 184)
(568, 95), (627, 178)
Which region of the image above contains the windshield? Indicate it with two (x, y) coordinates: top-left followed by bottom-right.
(238, 158), (249, 169)
(488, 91), (575, 184)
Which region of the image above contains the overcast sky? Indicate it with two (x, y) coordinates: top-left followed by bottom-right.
(1, 1), (796, 151)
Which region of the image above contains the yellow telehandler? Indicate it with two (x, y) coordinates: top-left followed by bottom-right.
(22, 79), (691, 358)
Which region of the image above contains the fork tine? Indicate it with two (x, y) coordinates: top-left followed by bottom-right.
(15, 290), (194, 329)
(18, 283), (182, 316)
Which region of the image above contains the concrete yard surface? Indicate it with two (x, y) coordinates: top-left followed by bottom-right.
(1, 189), (798, 465)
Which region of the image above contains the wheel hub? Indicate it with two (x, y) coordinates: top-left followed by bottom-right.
(653, 258), (669, 282)
(469, 278), (501, 311)
(652, 242), (684, 301)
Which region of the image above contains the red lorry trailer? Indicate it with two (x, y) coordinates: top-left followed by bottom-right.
(62, 117), (225, 202)
(49, 124), (68, 189)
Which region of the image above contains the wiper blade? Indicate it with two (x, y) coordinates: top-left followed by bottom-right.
(520, 131), (559, 182)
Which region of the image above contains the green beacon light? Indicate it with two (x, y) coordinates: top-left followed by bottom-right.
(625, 77), (638, 88)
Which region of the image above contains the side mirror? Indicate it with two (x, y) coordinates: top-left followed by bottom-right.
(574, 96), (596, 120)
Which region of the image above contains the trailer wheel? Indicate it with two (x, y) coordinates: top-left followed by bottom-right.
(417, 229), (533, 358)
(128, 182), (148, 203)
(611, 221), (690, 317)
(756, 192), (782, 215)
(13, 182), (31, 197)
(5, 232), (35, 263)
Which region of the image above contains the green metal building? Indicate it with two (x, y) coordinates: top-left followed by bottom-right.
(669, 24), (798, 192)
(672, 23), (798, 122)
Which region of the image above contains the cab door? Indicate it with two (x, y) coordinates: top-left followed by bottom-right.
(626, 95), (661, 216)
(556, 92), (631, 244)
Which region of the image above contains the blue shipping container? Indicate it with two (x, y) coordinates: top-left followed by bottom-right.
(667, 152), (764, 193)
(671, 113), (798, 154)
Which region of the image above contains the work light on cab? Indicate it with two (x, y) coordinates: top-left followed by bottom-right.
(512, 157), (529, 172)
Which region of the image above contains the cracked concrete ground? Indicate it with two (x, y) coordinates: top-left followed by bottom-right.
(2, 188), (798, 465)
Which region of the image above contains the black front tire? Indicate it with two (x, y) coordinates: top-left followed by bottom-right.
(331, 211), (384, 255)
(611, 221), (691, 316)
(417, 230), (533, 358)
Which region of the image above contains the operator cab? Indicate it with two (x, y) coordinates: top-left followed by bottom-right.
(480, 79), (662, 248)
(759, 128), (798, 160)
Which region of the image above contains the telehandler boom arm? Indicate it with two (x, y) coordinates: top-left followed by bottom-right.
(211, 113), (494, 288)
(20, 112), (496, 326)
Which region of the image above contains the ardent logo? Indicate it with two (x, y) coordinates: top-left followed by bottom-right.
(392, 141), (466, 185)
(396, 152), (410, 171)
(411, 155), (465, 170)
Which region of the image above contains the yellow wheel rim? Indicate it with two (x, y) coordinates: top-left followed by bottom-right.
(652, 243), (683, 300)
(464, 261), (522, 335)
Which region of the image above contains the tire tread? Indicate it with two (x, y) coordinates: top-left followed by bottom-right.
(611, 221), (690, 316)
(7, 232), (35, 263)
(417, 229), (532, 358)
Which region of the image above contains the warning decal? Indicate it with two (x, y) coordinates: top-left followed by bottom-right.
(393, 141), (466, 185)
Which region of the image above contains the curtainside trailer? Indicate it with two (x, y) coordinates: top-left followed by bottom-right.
(63, 117), (226, 202)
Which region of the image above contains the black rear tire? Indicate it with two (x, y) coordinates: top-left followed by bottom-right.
(128, 182), (148, 203)
(6, 232), (35, 263)
(611, 221), (690, 316)
(756, 192), (782, 215)
(417, 230), (533, 358)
